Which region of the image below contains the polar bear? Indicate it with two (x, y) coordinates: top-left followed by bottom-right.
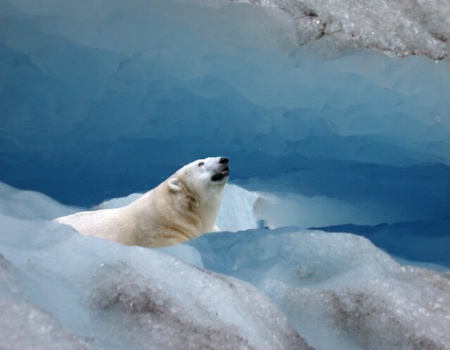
(56, 157), (229, 248)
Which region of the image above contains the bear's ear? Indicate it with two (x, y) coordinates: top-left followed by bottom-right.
(168, 177), (182, 192)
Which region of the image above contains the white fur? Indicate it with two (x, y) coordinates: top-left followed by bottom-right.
(56, 157), (229, 248)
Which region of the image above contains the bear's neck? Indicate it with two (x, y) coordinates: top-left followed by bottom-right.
(196, 186), (224, 230)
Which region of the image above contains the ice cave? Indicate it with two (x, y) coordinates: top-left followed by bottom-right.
(0, 0), (449, 349)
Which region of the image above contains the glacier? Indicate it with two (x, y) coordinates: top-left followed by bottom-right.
(0, 0), (449, 349)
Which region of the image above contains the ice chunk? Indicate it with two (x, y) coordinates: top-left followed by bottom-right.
(315, 220), (450, 266)
(188, 228), (450, 350)
(216, 184), (260, 231)
(252, 192), (385, 227)
(155, 244), (205, 268)
(0, 182), (79, 220)
(87, 259), (311, 350)
(92, 193), (143, 210)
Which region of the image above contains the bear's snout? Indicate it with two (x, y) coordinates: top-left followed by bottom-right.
(211, 157), (229, 182)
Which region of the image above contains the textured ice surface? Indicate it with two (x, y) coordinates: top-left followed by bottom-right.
(236, 0), (450, 59)
(1, 0), (448, 205)
(188, 229), (450, 350)
(1, 184), (449, 350)
(0, 252), (93, 350)
(0, 182), (78, 220)
(0, 186), (311, 350)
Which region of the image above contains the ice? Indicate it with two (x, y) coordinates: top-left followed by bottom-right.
(238, 0), (450, 60)
(0, 253), (91, 350)
(1, 6), (448, 189)
(187, 228), (450, 350)
(0, 0), (449, 347)
(1, 184), (449, 349)
(0, 182), (79, 220)
(0, 189), (310, 349)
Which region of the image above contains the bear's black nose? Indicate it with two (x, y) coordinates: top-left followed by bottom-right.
(219, 157), (229, 164)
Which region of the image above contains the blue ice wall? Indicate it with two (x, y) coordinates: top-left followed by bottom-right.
(0, 0), (448, 264)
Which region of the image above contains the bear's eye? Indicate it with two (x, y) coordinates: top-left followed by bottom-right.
(198, 162), (204, 167)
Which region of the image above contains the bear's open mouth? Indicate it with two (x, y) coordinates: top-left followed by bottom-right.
(211, 167), (229, 182)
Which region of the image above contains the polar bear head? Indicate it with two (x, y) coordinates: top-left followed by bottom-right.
(167, 157), (229, 198)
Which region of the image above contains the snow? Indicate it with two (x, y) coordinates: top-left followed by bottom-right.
(1, 183), (449, 349)
(0, 0), (449, 348)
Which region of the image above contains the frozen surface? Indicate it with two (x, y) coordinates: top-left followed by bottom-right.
(188, 228), (450, 350)
(238, 0), (450, 60)
(0, 253), (92, 350)
(0, 182), (79, 220)
(1, 183), (449, 350)
(0, 0), (449, 345)
(0, 186), (310, 350)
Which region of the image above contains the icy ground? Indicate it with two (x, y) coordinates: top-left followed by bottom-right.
(0, 0), (449, 348)
(1, 182), (449, 350)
